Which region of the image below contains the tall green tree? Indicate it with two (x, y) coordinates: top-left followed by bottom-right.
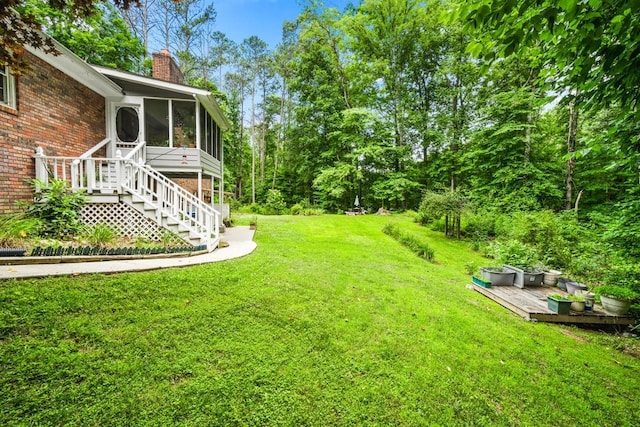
(240, 35), (269, 203)
(18, 0), (145, 71)
(286, 4), (353, 206)
(2, 0), (138, 72)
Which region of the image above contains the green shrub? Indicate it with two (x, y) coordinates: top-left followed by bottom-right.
(0, 213), (41, 247)
(290, 203), (304, 216)
(26, 179), (86, 237)
(83, 223), (118, 247)
(383, 223), (434, 262)
(604, 263), (640, 294)
(302, 207), (325, 216)
(488, 239), (539, 268)
(265, 189), (287, 215)
(462, 208), (499, 240)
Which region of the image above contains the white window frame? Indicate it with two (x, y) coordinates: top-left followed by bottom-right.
(0, 66), (16, 109)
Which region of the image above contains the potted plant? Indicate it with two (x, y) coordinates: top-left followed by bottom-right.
(594, 285), (638, 316)
(480, 266), (515, 286)
(547, 294), (572, 315)
(567, 294), (586, 312)
(490, 240), (542, 288)
(249, 215), (258, 230)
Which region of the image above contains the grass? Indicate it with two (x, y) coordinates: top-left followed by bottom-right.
(1, 214), (639, 426)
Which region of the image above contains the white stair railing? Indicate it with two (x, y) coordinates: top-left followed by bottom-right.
(121, 158), (219, 251)
(34, 141), (219, 251)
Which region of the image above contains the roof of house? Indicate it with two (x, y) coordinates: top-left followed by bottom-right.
(26, 30), (230, 131)
(25, 34), (123, 98)
(93, 65), (230, 131)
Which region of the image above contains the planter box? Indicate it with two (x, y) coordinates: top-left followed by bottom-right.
(472, 276), (492, 288)
(480, 267), (515, 286)
(504, 265), (544, 289)
(547, 296), (572, 314)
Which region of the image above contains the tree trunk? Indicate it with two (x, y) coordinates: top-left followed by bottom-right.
(524, 111), (532, 163)
(565, 95), (579, 210)
(251, 79), (256, 204)
(273, 77), (286, 189)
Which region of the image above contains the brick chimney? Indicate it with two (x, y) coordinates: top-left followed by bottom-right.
(152, 49), (184, 84)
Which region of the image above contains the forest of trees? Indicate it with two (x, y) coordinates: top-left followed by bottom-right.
(6, 0), (640, 279)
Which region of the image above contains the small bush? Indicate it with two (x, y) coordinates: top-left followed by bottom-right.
(489, 239), (539, 268)
(265, 189), (286, 215)
(0, 213), (41, 247)
(26, 179), (86, 237)
(604, 263), (640, 295)
(290, 203), (304, 216)
(237, 203), (264, 214)
(302, 207), (325, 216)
(83, 223), (118, 247)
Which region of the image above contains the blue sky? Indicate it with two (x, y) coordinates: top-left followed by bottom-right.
(212, 0), (350, 49)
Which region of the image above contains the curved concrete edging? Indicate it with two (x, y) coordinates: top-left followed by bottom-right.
(0, 227), (256, 280)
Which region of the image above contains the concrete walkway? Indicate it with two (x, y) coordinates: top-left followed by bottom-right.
(0, 226), (256, 280)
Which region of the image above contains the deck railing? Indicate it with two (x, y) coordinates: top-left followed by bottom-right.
(34, 142), (219, 251)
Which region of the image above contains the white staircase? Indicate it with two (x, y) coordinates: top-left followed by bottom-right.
(34, 139), (220, 251)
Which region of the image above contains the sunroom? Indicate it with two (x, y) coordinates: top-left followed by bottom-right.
(94, 65), (229, 205)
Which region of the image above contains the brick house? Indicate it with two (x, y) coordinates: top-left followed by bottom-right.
(1, 37), (229, 251)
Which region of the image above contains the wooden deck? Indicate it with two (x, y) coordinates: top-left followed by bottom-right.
(471, 284), (635, 325)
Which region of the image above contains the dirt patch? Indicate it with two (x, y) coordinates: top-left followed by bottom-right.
(560, 328), (588, 343)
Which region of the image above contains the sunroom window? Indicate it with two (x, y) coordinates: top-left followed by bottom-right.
(0, 66), (16, 109)
(144, 99), (196, 147)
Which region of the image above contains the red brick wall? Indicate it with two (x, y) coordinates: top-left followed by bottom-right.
(152, 50), (184, 84)
(0, 52), (106, 213)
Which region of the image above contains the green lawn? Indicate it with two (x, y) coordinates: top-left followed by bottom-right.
(1, 214), (638, 426)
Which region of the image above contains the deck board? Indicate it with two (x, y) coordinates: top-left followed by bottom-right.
(471, 284), (635, 325)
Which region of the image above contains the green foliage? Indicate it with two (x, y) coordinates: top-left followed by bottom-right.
(26, 179), (86, 238)
(460, 0), (640, 114)
(0, 213), (41, 247)
(82, 223), (118, 248)
(382, 222), (434, 262)
(601, 195), (640, 258)
(264, 189), (287, 215)
(417, 190), (466, 224)
(21, 1), (145, 71)
(567, 294), (585, 302)
(462, 208), (500, 240)
(604, 263), (640, 295)
(312, 163), (358, 210)
(371, 172), (421, 209)
(488, 239), (539, 269)
(595, 285), (639, 302)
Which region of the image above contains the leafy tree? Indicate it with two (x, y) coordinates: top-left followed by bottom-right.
(209, 31), (236, 89)
(240, 35), (269, 203)
(21, 0), (145, 71)
(418, 189), (467, 238)
(460, 0), (640, 113)
(2, 0), (138, 72)
(285, 4), (351, 205)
